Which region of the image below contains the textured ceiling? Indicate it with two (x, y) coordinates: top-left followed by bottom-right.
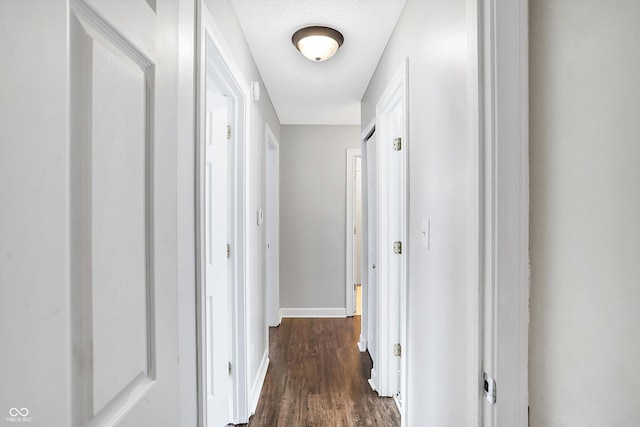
(229, 0), (406, 125)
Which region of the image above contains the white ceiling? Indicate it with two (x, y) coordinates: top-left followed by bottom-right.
(229, 0), (407, 125)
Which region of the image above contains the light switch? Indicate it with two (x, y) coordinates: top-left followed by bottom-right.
(421, 218), (430, 249)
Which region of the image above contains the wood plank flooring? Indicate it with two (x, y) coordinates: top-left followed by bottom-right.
(244, 317), (400, 427)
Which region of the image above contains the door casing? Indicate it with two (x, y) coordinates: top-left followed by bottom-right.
(197, 3), (251, 424)
(373, 58), (409, 421)
(475, 0), (530, 426)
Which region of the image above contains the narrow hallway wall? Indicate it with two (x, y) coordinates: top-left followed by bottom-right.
(280, 125), (361, 315)
(361, 0), (470, 424)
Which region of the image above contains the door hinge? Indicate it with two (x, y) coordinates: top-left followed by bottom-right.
(393, 343), (401, 357)
(226, 244), (231, 259)
(393, 137), (402, 151)
(393, 241), (402, 254)
(483, 372), (497, 404)
(228, 362), (232, 375)
(227, 125), (231, 140)
(354, 226), (357, 235)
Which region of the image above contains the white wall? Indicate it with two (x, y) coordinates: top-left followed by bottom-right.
(529, 1), (640, 425)
(280, 125), (361, 312)
(204, 0), (282, 407)
(361, 0), (471, 425)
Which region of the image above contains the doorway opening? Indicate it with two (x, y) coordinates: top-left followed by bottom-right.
(265, 124), (280, 328)
(359, 121), (375, 358)
(346, 148), (363, 319)
(354, 157), (363, 316)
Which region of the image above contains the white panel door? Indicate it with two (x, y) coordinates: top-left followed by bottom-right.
(204, 91), (231, 426)
(375, 60), (407, 405)
(0, 0), (184, 425)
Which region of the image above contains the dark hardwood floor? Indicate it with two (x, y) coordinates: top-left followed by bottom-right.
(244, 317), (400, 427)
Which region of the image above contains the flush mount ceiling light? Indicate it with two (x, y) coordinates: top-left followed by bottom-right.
(291, 26), (344, 62)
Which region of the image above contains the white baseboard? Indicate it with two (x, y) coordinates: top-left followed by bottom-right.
(357, 334), (367, 352)
(368, 368), (378, 392)
(268, 317), (281, 328)
(279, 307), (347, 318)
(249, 350), (269, 415)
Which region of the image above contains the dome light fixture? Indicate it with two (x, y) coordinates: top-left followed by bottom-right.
(291, 26), (344, 62)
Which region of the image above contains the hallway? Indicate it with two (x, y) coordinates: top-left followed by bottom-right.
(9, 1), (640, 426)
(246, 318), (400, 427)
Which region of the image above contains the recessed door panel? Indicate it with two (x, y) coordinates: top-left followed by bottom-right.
(68, 0), (180, 425)
(90, 34), (150, 415)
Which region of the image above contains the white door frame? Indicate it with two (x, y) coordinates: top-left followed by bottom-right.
(466, 0), (482, 424)
(374, 59), (409, 416)
(345, 148), (362, 317)
(197, 3), (251, 425)
(177, 0), (198, 424)
(265, 124), (280, 327)
(475, 0), (529, 426)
